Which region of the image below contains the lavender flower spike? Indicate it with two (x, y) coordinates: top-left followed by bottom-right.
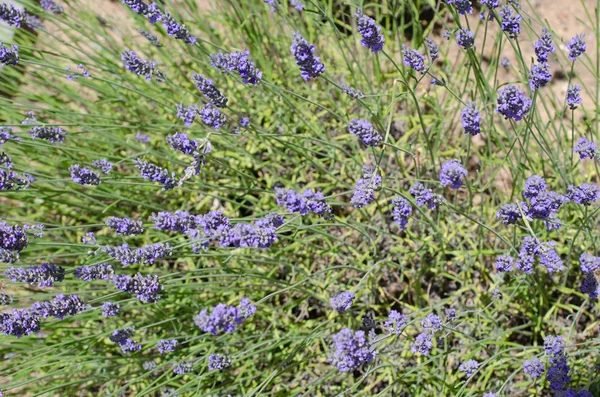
(0, 43), (19, 66)
(354, 9), (385, 54)
(290, 32), (325, 81)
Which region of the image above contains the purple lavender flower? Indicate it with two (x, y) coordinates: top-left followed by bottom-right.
(500, 57), (511, 68)
(74, 264), (114, 282)
(263, 0), (277, 11)
(348, 118), (382, 146)
(351, 166), (382, 208)
(461, 101), (481, 136)
(566, 85), (582, 110)
(524, 358), (544, 378)
(445, 308), (456, 321)
(523, 175), (547, 199)
(194, 303), (241, 335)
(529, 63), (552, 90)
(0, 43), (19, 66)
(133, 158), (175, 190)
(0, 168), (33, 191)
(402, 45), (427, 73)
(4, 263), (64, 287)
(534, 28), (555, 63)
(199, 103), (226, 129)
(442, 30), (451, 40)
(69, 165), (100, 186)
(496, 85), (531, 121)
(29, 125), (67, 143)
(32, 294), (86, 319)
(139, 29), (162, 47)
(538, 241), (564, 273)
(384, 310), (407, 335)
(191, 73), (228, 108)
(290, 0), (304, 11)
(240, 117), (250, 127)
(445, 0), (472, 14)
(106, 216), (144, 235)
(391, 196), (412, 230)
(573, 138), (597, 160)
(221, 223), (258, 248)
(496, 203), (520, 225)
(412, 332), (433, 355)
(0, 4), (27, 28)
(579, 253), (600, 274)
(110, 327), (142, 353)
(328, 328), (376, 372)
(459, 359), (479, 376)
(210, 50), (262, 85)
(237, 298), (256, 320)
(425, 38), (439, 61)
(81, 232), (96, 245)
(421, 313), (442, 334)
(582, 272), (599, 299)
(499, 6), (522, 38)
(275, 188), (333, 218)
(122, 50), (164, 82)
(176, 103), (198, 127)
(110, 273), (163, 303)
(135, 132), (150, 143)
(409, 182), (444, 209)
(143, 360), (156, 371)
(568, 184), (599, 205)
(92, 159), (113, 174)
(198, 210), (231, 241)
(26, 14), (45, 31)
(173, 361), (193, 375)
(167, 132), (198, 155)
(495, 254), (513, 272)
(480, 0), (499, 8)
(122, 0), (162, 22)
(208, 354), (231, 371)
(439, 160), (467, 189)
(156, 339), (178, 354)
(483, 393), (498, 397)
(151, 211), (201, 235)
(66, 64), (90, 81)
(161, 11), (196, 45)
(101, 302), (120, 317)
(330, 291), (355, 313)
(547, 351), (571, 391)
(354, 9), (385, 54)
(566, 34), (586, 61)
(253, 214), (282, 248)
(514, 237), (538, 274)
(0, 127), (16, 145)
(456, 28), (475, 49)
(0, 308), (40, 338)
(290, 32), (325, 81)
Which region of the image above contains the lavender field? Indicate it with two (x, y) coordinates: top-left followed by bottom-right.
(0, 0), (599, 395)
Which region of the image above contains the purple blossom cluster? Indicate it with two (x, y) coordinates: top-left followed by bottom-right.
(410, 182), (444, 210)
(500, 236), (564, 274)
(347, 118), (382, 146)
(275, 187), (332, 219)
(523, 358), (544, 378)
(151, 210), (201, 236)
(425, 38), (439, 61)
(351, 166), (382, 209)
(461, 102), (481, 135)
(105, 216), (144, 235)
(156, 338), (178, 354)
(341, 83), (365, 99)
(566, 85), (582, 110)
(402, 45), (427, 73)
(66, 64), (91, 81)
(161, 11), (196, 45)
(499, 6), (522, 38)
(0, 3), (27, 28)
(133, 158), (176, 190)
(70, 165), (101, 186)
(330, 291), (354, 312)
(328, 328), (376, 372)
(0, 43), (19, 66)
(191, 73), (228, 108)
(208, 354), (231, 371)
(110, 273), (163, 303)
(92, 159), (113, 174)
(210, 49), (262, 85)
(515, 175), (568, 230)
(41, 0), (64, 14)
(0, 220), (29, 263)
(167, 132), (198, 155)
(354, 9), (385, 54)
(529, 63), (552, 91)
(4, 263), (65, 287)
(439, 160), (467, 189)
(101, 242), (172, 266)
(290, 33), (325, 81)
(384, 309), (407, 335)
(573, 138), (597, 160)
(32, 294), (86, 319)
(534, 28), (555, 62)
(110, 327), (142, 354)
(139, 30), (162, 47)
(459, 359), (479, 376)
(496, 85), (531, 121)
(580, 253), (600, 299)
(74, 264), (114, 282)
(391, 196), (412, 230)
(198, 103), (226, 129)
(456, 28), (475, 49)
(101, 302), (120, 317)
(567, 184), (599, 205)
(122, 50), (164, 82)
(29, 124), (67, 143)
(566, 34), (586, 61)
(122, 0), (162, 23)
(194, 298), (256, 335)
(173, 361), (193, 375)
(411, 314), (443, 356)
(446, 0), (473, 15)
